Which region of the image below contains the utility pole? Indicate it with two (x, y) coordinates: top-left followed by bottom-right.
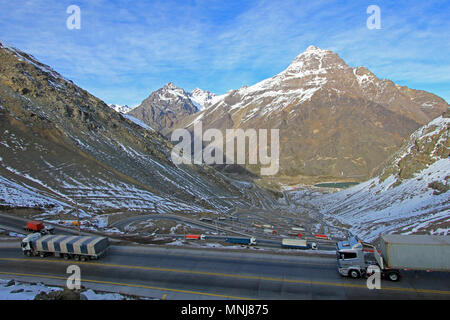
(76, 201), (81, 236)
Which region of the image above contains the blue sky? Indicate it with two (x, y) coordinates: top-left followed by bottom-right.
(0, 0), (449, 106)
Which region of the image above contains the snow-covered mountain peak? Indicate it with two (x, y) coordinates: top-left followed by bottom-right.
(163, 82), (178, 90)
(108, 104), (134, 114)
(302, 45), (329, 56)
(191, 87), (208, 96)
(157, 82), (190, 102)
(286, 46), (347, 75)
(189, 88), (217, 110)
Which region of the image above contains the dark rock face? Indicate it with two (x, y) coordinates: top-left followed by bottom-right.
(128, 83), (200, 135)
(34, 288), (88, 300)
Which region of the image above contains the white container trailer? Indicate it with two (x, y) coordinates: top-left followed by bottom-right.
(282, 238), (317, 250)
(336, 235), (450, 282)
(380, 235), (450, 271)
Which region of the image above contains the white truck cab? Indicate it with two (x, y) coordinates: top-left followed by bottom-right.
(336, 236), (366, 278)
(336, 236), (400, 281)
(21, 232), (43, 256)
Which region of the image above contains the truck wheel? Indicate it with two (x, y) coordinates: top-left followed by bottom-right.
(80, 256), (87, 262)
(349, 270), (360, 279)
(74, 255), (80, 261)
(63, 254), (70, 260)
(388, 271), (400, 282)
(39, 252), (45, 258)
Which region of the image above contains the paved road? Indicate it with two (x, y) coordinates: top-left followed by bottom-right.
(0, 212), (335, 251)
(0, 242), (449, 300)
(109, 213), (336, 250)
(0, 212), (84, 236)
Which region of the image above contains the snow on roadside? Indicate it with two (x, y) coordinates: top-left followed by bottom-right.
(0, 279), (62, 300)
(0, 279), (144, 300)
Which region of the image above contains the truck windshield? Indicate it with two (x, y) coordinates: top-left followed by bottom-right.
(340, 252), (357, 260)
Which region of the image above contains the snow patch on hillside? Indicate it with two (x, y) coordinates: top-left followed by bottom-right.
(0, 279), (143, 300)
(309, 158), (449, 242)
(122, 114), (154, 131)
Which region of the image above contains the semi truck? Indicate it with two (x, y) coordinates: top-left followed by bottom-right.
(282, 238), (317, 250)
(185, 234), (206, 240)
(23, 220), (54, 235)
(21, 233), (109, 261)
(225, 237), (256, 245)
(336, 235), (450, 282)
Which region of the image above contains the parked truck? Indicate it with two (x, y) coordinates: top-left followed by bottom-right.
(21, 233), (109, 261)
(23, 220), (54, 235)
(225, 237), (256, 245)
(336, 235), (450, 282)
(282, 238), (317, 250)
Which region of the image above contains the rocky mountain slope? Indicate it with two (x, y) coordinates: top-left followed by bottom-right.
(128, 83), (216, 135)
(291, 111), (449, 241)
(171, 46), (448, 180)
(0, 43), (252, 218)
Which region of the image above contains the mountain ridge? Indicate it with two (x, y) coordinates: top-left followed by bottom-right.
(162, 46), (449, 180)
(0, 43), (254, 219)
(127, 83), (217, 135)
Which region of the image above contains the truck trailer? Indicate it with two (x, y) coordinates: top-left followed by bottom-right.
(336, 235), (450, 281)
(225, 237), (256, 245)
(282, 238), (317, 250)
(21, 233), (109, 261)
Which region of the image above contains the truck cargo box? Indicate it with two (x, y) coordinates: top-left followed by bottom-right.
(26, 221), (44, 231)
(186, 234), (205, 240)
(32, 235), (109, 257)
(225, 237), (256, 245)
(186, 234), (201, 240)
(282, 238), (308, 249)
(380, 235), (450, 271)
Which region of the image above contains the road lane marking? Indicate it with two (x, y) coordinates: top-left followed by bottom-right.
(109, 248), (337, 267)
(0, 271), (254, 300)
(1, 258), (449, 296)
